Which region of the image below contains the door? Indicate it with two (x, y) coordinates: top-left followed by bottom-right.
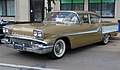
(69, 14), (102, 48)
(78, 14), (102, 45)
(30, 0), (44, 22)
(89, 14), (102, 42)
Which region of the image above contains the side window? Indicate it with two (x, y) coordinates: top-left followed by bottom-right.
(70, 13), (79, 24)
(90, 14), (100, 24)
(79, 14), (90, 24)
(63, 13), (79, 24)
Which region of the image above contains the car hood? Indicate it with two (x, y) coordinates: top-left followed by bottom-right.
(9, 22), (67, 31)
(6, 22), (72, 39)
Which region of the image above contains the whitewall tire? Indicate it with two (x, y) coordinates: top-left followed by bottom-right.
(50, 39), (66, 59)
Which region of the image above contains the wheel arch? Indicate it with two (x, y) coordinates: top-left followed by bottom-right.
(56, 37), (71, 50)
(103, 33), (111, 38)
(101, 33), (111, 45)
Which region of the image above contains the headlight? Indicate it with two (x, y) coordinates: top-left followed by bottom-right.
(3, 28), (6, 33)
(3, 27), (9, 34)
(37, 31), (43, 38)
(33, 30), (37, 37)
(33, 30), (44, 38)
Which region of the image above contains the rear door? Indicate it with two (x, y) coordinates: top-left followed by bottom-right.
(69, 13), (102, 49)
(89, 14), (102, 42)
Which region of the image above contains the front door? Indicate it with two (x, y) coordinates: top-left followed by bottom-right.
(30, 0), (44, 22)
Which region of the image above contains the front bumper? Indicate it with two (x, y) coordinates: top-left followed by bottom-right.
(1, 36), (53, 54)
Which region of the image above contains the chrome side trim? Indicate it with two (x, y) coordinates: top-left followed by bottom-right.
(102, 25), (118, 34)
(52, 27), (102, 37)
(65, 30), (98, 36)
(5, 35), (48, 44)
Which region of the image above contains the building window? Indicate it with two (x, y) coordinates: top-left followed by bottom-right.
(88, 0), (115, 18)
(0, 0), (15, 16)
(60, 0), (84, 10)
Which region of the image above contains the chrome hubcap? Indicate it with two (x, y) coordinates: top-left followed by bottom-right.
(104, 35), (110, 44)
(54, 40), (65, 57)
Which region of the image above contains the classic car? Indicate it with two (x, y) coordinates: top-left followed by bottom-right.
(1, 11), (118, 59)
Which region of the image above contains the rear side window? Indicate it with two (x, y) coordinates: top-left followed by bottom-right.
(78, 14), (90, 24)
(90, 14), (101, 24)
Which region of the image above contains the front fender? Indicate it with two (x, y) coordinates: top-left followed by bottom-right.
(44, 38), (56, 46)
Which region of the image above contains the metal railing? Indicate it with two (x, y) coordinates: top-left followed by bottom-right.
(0, 63), (59, 70)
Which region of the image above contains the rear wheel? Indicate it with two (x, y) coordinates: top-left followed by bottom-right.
(101, 34), (110, 45)
(50, 39), (66, 59)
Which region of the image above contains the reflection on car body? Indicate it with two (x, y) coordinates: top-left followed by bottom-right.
(1, 11), (118, 59)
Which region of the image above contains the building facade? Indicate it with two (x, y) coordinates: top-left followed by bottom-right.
(0, 0), (120, 23)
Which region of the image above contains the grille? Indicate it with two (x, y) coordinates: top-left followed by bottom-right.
(10, 38), (37, 48)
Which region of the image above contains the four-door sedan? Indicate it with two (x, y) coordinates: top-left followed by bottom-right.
(1, 11), (118, 59)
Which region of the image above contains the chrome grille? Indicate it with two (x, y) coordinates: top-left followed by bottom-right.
(10, 38), (37, 48)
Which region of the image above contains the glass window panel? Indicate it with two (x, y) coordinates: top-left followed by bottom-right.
(73, 0), (84, 10)
(102, 0), (114, 3)
(2, 0), (6, 16)
(90, 14), (100, 23)
(61, 3), (72, 10)
(73, 0), (84, 3)
(89, 0), (115, 18)
(0, 1), (2, 16)
(73, 4), (83, 10)
(31, 0), (44, 22)
(61, 0), (72, 3)
(90, 0), (101, 3)
(61, 0), (84, 10)
(0, 0), (15, 16)
(89, 3), (101, 15)
(61, 0), (72, 10)
(0, 0), (6, 16)
(102, 3), (114, 17)
(7, 0), (15, 16)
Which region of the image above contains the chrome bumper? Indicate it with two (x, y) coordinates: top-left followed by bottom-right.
(1, 37), (53, 54)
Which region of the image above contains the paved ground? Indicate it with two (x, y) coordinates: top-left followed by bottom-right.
(0, 34), (120, 70)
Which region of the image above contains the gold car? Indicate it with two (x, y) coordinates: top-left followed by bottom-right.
(1, 11), (118, 59)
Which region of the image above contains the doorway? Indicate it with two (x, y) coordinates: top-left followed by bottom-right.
(30, 0), (44, 22)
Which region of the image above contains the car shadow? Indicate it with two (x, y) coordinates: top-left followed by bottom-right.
(111, 36), (120, 40)
(66, 36), (120, 57)
(16, 42), (102, 60)
(66, 42), (100, 55)
(2, 36), (120, 61)
(16, 51), (51, 60)
(66, 37), (119, 53)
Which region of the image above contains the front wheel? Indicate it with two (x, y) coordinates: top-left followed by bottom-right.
(101, 34), (110, 45)
(50, 39), (66, 59)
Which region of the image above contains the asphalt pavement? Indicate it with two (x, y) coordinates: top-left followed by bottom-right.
(0, 34), (120, 70)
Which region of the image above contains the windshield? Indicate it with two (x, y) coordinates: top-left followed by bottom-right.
(44, 12), (79, 24)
